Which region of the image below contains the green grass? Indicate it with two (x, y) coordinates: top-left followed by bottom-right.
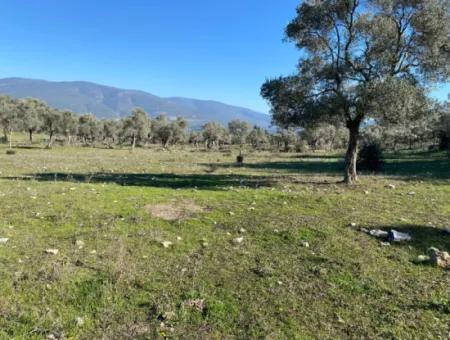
(0, 142), (449, 339)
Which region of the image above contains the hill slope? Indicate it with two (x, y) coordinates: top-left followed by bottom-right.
(0, 77), (271, 128)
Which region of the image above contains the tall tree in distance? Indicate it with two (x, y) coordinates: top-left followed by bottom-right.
(262, 0), (449, 183)
(122, 108), (151, 151)
(228, 119), (251, 146)
(41, 108), (61, 148)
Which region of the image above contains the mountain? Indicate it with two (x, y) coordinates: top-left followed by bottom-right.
(0, 77), (271, 128)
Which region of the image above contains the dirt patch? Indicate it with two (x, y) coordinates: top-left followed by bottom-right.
(145, 199), (205, 221)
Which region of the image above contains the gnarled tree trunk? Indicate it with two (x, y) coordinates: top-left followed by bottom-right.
(344, 121), (361, 184)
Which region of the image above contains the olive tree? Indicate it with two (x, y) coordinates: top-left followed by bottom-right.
(122, 108), (151, 150)
(17, 98), (46, 144)
(228, 119), (251, 146)
(262, 0), (449, 183)
(0, 95), (19, 148)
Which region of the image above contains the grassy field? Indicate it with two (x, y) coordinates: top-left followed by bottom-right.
(0, 140), (449, 339)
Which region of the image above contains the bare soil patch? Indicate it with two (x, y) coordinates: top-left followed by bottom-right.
(145, 199), (205, 221)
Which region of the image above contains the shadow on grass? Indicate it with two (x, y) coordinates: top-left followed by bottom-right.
(374, 225), (450, 253)
(207, 152), (449, 180)
(3, 172), (277, 190)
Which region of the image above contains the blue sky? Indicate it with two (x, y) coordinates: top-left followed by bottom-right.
(0, 0), (448, 113)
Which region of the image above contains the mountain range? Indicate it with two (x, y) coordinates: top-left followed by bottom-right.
(0, 77), (271, 128)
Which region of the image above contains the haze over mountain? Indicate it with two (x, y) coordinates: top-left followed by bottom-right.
(0, 78), (271, 128)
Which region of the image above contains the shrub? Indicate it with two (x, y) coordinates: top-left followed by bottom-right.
(6, 149), (16, 155)
(357, 142), (384, 171)
(438, 133), (449, 151)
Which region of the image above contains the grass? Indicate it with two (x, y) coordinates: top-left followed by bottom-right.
(0, 139), (449, 338)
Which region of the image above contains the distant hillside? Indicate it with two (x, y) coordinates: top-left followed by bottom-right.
(0, 78), (271, 128)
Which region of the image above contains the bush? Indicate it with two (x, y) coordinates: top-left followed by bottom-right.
(438, 133), (449, 151)
(357, 142), (384, 171)
(6, 149), (16, 155)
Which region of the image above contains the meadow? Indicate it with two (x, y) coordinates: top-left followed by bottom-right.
(0, 136), (449, 339)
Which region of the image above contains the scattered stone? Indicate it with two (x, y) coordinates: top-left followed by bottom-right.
(388, 230), (412, 242)
(90, 250), (97, 254)
(380, 242), (391, 246)
(176, 236), (182, 241)
(349, 223), (357, 227)
(369, 229), (389, 238)
(364, 190), (369, 195)
(300, 241), (310, 248)
(273, 229), (280, 233)
(232, 237), (244, 245)
(229, 211), (235, 216)
(75, 240), (85, 248)
(0, 238), (9, 244)
(45, 249), (59, 255)
(414, 255), (430, 264)
(161, 241), (173, 249)
(407, 191), (416, 196)
(386, 184), (396, 189)
(76, 316), (85, 326)
(183, 299), (206, 312)
(277, 281), (283, 286)
(428, 247), (450, 269)
(239, 228), (246, 234)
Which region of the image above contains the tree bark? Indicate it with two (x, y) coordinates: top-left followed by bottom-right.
(131, 135), (136, 151)
(9, 131), (13, 149)
(344, 122), (360, 184)
(29, 130), (33, 144)
(47, 131), (54, 148)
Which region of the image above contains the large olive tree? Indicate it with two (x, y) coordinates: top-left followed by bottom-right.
(262, 0), (449, 183)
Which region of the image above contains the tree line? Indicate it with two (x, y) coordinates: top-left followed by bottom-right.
(1, 95), (448, 153)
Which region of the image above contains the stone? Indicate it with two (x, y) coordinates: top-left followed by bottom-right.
(349, 223), (357, 227)
(0, 238), (9, 244)
(407, 191), (416, 196)
(300, 241), (310, 248)
(232, 237), (244, 245)
(386, 184), (396, 189)
(388, 230), (412, 242)
(161, 241), (173, 249)
(414, 255), (430, 264)
(45, 249), (59, 255)
(369, 229), (389, 239)
(428, 247), (450, 269)
(76, 316), (85, 326)
(75, 240), (85, 248)
(239, 228), (246, 233)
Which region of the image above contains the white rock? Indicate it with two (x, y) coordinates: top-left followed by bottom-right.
(229, 211), (235, 216)
(386, 184), (396, 189)
(76, 316), (85, 326)
(0, 238), (9, 244)
(75, 240), (85, 248)
(301, 241), (310, 248)
(233, 237), (244, 245)
(90, 250), (97, 254)
(45, 249), (59, 255)
(176, 236), (182, 241)
(239, 228), (246, 233)
(407, 191), (416, 196)
(161, 241), (173, 248)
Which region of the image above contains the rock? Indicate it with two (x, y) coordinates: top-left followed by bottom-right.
(388, 230), (412, 242)
(349, 223), (357, 227)
(76, 316), (85, 326)
(386, 184), (396, 189)
(90, 250), (97, 254)
(300, 241), (310, 248)
(380, 242), (391, 246)
(232, 237), (244, 245)
(364, 190), (370, 195)
(369, 229), (389, 239)
(428, 247), (450, 269)
(161, 241), (173, 249)
(75, 240), (85, 248)
(239, 228), (246, 233)
(229, 211), (235, 216)
(414, 255), (430, 264)
(45, 249), (59, 255)
(407, 191), (416, 196)
(0, 238), (9, 244)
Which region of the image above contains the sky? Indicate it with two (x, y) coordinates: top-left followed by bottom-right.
(0, 0), (448, 113)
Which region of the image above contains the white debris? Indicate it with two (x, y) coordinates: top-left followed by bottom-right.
(0, 238), (9, 244)
(161, 241), (173, 248)
(45, 249), (59, 255)
(232, 237), (244, 245)
(301, 241), (310, 248)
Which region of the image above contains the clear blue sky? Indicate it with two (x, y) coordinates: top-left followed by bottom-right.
(0, 0), (448, 113)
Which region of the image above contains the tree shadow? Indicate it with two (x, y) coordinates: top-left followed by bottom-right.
(206, 154), (449, 181)
(3, 172), (276, 190)
(368, 224), (449, 254)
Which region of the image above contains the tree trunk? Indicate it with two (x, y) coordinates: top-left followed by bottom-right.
(344, 123), (360, 184)
(47, 131), (54, 148)
(131, 135), (136, 152)
(29, 130), (33, 144)
(9, 131), (13, 149)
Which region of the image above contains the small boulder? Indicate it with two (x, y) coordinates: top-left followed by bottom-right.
(369, 229), (389, 239)
(161, 241), (173, 249)
(232, 237), (244, 245)
(0, 238), (9, 244)
(386, 184), (396, 189)
(300, 241), (310, 248)
(428, 247), (450, 269)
